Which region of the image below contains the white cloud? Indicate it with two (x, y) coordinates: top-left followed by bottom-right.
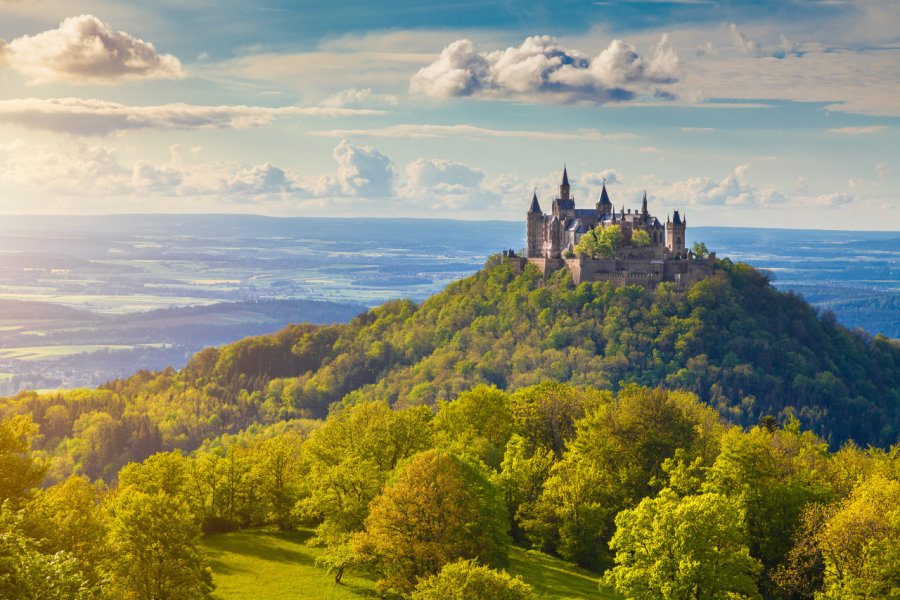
(0, 15), (183, 83)
(581, 169), (620, 186)
(827, 126), (886, 135)
(410, 34), (679, 103)
(309, 123), (636, 142)
(320, 88), (398, 107)
(875, 162), (889, 178)
(659, 164), (788, 207)
(399, 158), (494, 209)
(0, 98), (385, 136)
(302, 140), (395, 198)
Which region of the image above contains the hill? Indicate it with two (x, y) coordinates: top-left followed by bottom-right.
(174, 255), (899, 446)
(3, 256), (898, 484)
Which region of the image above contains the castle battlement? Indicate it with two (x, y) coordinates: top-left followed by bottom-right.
(514, 168), (714, 287)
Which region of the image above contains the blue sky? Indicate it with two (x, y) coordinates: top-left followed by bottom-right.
(0, 0), (897, 229)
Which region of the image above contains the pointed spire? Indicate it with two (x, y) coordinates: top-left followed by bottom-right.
(529, 188), (541, 213)
(641, 190), (648, 216)
(599, 180), (611, 206)
(562, 165), (569, 187)
(673, 210), (682, 225)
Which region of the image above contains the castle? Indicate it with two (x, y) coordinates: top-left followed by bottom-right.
(509, 167), (714, 287)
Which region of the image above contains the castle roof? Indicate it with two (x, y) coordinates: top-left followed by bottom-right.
(673, 210), (682, 225)
(598, 183), (611, 206)
(529, 191), (541, 213)
(562, 166), (569, 187)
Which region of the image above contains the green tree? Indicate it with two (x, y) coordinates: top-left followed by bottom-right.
(412, 559), (535, 600)
(631, 229), (651, 247)
(692, 241), (710, 258)
(353, 450), (510, 593)
(524, 386), (723, 566)
(298, 401), (433, 583)
(575, 225), (622, 258)
(434, 385), (515, 470)
(703, 424), (834, 595)
(605, 489), (762, 600)
(493, 434), (555, 543)
(106, 489), (213, 599)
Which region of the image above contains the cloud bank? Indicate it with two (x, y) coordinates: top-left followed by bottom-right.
(0, 15), (183, 83)
(410, 34), (679, 103)
(0, 98), (385, 136)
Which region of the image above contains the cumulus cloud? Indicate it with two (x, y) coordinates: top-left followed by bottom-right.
(302, 140), (396, 197)
(0, 139), (398, 208)
(0, 98), (385, 136)
(1, 15), (183, 83)
(662, 164), (787, 207)
(320, 88), (398, 107)
(410, 34), (679, 103)
(310, 123), (636, 142)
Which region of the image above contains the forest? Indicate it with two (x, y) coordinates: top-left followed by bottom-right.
(1, 256), (899, 598)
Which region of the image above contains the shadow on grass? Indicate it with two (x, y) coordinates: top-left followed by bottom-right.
(205, 529), (316, 566)
(508, 546), (620, 600)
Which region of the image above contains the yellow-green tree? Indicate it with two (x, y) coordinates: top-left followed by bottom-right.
(353, 450), (509, 593)
(0, 415), (47, 503)
(816, 475), (900, 599)
(412, 559), (535, 600)
(605, 489), (762, 600)
(105, 489), (213, 600)
(434, 385), (514, 470)
(574, 225), (622, 258)
(631, 229), (651, 247)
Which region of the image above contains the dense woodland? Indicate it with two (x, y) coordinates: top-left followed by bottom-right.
(1, 257), (899, 598)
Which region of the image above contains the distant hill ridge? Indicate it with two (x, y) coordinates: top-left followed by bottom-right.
(164, 255), (898, 448)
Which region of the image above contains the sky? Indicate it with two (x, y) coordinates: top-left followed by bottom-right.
(0, 0), (897, 229)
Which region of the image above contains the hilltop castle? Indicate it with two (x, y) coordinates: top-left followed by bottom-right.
(509, 167), (714, 287)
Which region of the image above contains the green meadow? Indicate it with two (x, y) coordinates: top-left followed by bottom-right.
(203, 529), (620, 600)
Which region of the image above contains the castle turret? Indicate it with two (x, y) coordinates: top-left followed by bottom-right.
(526, 190), (543, 258)
(641, 191), (649, 217)
(597, 180), (612, 217)
(560, 166), (570, 201)
(666, 209), (687, 255)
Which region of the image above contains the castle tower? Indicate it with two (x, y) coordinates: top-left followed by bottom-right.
(596, 180), (612, 217)
(641, 191), (649, 218)
(552, 166), (575, 220)
(666, 210), (687, 255)
(560, 166), (570, 201)
(526, 190), (543, 258)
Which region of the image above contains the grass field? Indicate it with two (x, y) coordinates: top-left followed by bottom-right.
(203, 529), (621, 599)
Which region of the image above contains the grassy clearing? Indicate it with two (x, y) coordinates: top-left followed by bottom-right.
(203, 529), (621, 600)
(203, 529), (377, 600)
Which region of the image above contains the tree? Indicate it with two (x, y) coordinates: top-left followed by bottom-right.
(631, 229), (651, 247)
(692, 241), (709, 258)
(816, 475), (900, 599)
(105, 489), (213, 599)
(523, 386), (723, 567)
(434, 385), (515, 470)
(574, 225), (622, 258)
(493, 434), (555, 543)
(0, 505), (98, 600)
(605, 489), (762, 600)
(412, 559), (535, 600)
(0, 415), (47, 503)
(353, 450), (510, 593)
(703, 424), (834, 595)
(298, 401), (433, 583)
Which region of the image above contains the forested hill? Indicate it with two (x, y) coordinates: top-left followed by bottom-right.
(5, 256), (899, 482)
